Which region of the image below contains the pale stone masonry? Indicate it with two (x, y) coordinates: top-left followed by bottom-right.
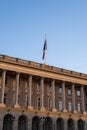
(0, 54), (87, 130)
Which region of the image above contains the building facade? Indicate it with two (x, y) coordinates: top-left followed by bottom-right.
(0, 54), (87, 130)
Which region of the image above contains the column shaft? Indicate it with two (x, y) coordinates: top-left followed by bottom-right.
(40, 77), (45, 111)
(72, 83), (77, 113)
(0, 70), (6, 107)
(62, 81), (67, 112)
(14, 73), (20, 108)
(81, 85), (86, 114)
(28, 75), (33, 109)
(52, 80), (57, 112)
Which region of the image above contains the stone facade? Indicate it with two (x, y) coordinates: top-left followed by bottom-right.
(0, 54), (87, 130)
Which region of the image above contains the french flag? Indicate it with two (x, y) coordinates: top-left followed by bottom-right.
(42, 39), (47, 60)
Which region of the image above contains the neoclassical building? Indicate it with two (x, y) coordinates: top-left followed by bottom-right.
(0, 54), (87, 130)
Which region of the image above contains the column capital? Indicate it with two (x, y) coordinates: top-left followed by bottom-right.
(2, 69), (7, 72)
(16, 72), (20, 75)
(28, 74), (33, 77)
(52, 79), (55, 83)
(40, 77), (44, 80)
(81, 84), (84, 88)
(51, 78), (55, 81)
(28, 75), (32, 80)
(62, 81), (65, 83)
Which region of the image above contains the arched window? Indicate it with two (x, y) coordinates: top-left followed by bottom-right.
(67, 118), (74, 130)
(32, 116), (40, 130)
(56, 118), (64, 130)
(44, 117), (53, 130)
(18, 115), (28, 130)
(3, 114), (14, 130)
(78, 119), (85, 130)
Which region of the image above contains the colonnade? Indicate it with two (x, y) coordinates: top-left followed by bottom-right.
(0, 69), (86, 114)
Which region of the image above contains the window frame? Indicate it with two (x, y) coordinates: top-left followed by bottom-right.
(77, 90), (81, 96)
(58, 100), (63, 110)
(58, 87), (62, 94)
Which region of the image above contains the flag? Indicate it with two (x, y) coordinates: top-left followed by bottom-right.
(42, 39), (47, 60)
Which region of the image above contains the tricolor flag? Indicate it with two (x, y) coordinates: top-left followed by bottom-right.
(42, 39), (47, 60)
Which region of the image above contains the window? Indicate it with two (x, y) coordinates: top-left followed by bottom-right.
(58, 101), (63, 110)
(4, 93), (7, 104)
(77, 90), (81, 96)
(49, 84), (52, 93)
(37, 82), (40, 92)
(49, 98), (53, 109)
(37, 98), (40, 109)
(68, 101), (72, 111)
(59, 87), (62, 94)
(68, 89), (72, 95)
(77, 103), (81, 112)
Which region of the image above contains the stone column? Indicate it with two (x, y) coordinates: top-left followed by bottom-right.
(72, 83), (77, 113)
(62, 81), (67, 112)
(14, 73), (20, 108)
(52, 80), (57, 112)
(28, 75), (33, 109)
(40, 77), (45, 111)
(81, 85), (86, 114)
(0, 70), (6, 107)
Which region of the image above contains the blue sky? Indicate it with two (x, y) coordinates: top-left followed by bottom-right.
(0, 0), (87, 73)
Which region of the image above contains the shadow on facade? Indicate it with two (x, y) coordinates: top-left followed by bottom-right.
(2, 114), (85, 130)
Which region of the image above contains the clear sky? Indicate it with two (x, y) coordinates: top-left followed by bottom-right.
(0, 0), (87, 73)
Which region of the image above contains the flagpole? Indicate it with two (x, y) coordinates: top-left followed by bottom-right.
(44, 52), (46, 64)
(42, 35), (47, 64)
(44, 34), (47, 64)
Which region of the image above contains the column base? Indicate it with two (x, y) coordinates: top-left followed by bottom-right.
(52, 108), (57, 112)
(0, 103), (6, 107)
(83, 111), (87, 115)
(73, 110), (77, 113)
(27, 106), (33, 110)
(14, 104), (20, 108)
(63, 109), (67, 112)
(40, 107), (45, 111)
